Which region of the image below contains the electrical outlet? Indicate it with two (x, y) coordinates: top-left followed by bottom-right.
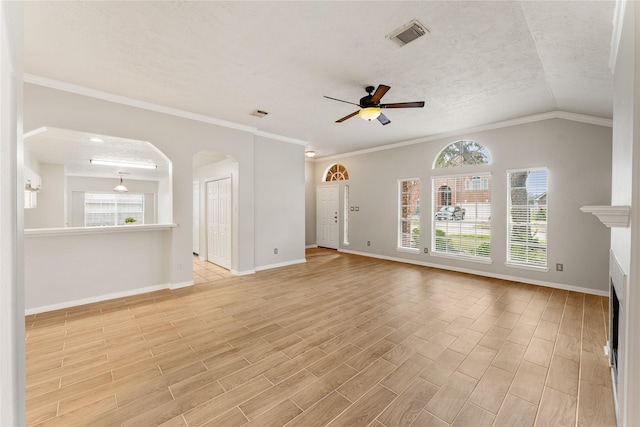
(367, 241), (371, 246)
(556, 263), (563, 272)
(177, 263), (183, 270)
(424, 248), (428, 253)
(274, 248), (278, 254)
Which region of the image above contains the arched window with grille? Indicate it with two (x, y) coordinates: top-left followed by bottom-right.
(433, 140), (492, 260)
(323, 164), (349, 182)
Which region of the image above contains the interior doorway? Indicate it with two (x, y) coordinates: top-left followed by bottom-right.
(206, 177), (232, 269)
(317, 185), (339, 249)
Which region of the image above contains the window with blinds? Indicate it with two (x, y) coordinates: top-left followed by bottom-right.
(433, 174), (491, 260)
(398, 179), (420, 250)
(85, 193), (145, 227)
(507, 168), (548, 268)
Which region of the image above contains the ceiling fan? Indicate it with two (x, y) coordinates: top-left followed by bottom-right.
(324, 84), (425, 125)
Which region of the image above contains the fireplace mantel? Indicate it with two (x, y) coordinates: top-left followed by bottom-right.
(580, 205), (631, 228)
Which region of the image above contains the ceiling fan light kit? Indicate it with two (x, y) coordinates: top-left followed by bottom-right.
(324, 84), (424, 126)
(359, 107), (381, 121)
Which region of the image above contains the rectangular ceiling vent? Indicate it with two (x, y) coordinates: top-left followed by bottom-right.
(250, 110), (269, 118)
(387, 20), (429, 47)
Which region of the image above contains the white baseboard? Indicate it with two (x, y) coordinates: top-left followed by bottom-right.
(170, 280), (194, 290)
(231, 269), (256, 276)
(339, 249), (609, 297)
(25, 283), (175, 315)
(305, 244), (318, 249)
(255, 258), (306, 272)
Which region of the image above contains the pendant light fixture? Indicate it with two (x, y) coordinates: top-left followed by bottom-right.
(114, 173), (128, 193)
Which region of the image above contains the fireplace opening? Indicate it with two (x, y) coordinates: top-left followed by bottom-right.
(611, 280), (619, 388)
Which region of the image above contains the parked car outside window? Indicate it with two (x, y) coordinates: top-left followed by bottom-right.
(435, 205), (466, 221)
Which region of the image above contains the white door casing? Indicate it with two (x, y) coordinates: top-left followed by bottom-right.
(206, 178), (231, 269)
(317, 185), (339, 249)
(192, 181), (199, 255)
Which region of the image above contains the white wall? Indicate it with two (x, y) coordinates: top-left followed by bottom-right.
(611, 2), (640, 425)
(24, 227), (172, 312)
(23, 83), (259, 281)
(24, 163), (65, 228)
(0, 1), (24, 425)
(254, 135), (306, 269)
(312, 118), (612, 294)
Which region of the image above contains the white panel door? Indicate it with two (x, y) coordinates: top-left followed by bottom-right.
(193, 181), (199, 255)
(317, 185), (339, 249)
(206, 178), (232, 269)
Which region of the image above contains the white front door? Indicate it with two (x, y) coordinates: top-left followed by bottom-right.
(317, 185), (339, 249)
(206, 178), (232, 269)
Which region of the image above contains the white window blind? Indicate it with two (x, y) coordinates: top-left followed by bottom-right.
(507, 168), (548, 267)
(85, 193), (145, 227)
(398, 179), (420, 250)
(433, 174), (491, 259)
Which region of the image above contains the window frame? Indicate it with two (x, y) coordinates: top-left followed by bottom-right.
(84, 192), (146, 227)
(431, 172), (492, 263)
(505, 167), (549, 271)
(343, 185), (350, 246)
(397, 178), (421, 253)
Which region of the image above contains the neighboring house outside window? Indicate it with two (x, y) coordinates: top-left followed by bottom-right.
(433, 175), (491, 259)
(85, 193), (145, 227)
(507, 168), (548, 268)
(398, 179), (420, 251)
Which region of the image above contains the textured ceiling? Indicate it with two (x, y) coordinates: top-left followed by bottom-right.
(24, 1), (614, 162)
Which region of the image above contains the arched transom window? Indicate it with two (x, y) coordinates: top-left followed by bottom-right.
(324, 164), (349, 182)
(435, 140), (490, 168)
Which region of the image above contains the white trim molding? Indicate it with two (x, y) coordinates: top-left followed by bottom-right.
(254, 258), (306, 272)
(339, 249), (609, 297)
(580, 205), (631, 228)
(24, 74), (311, 147)
(316, 111), (613, 162)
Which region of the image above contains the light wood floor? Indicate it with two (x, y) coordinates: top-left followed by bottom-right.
(25, 249), (616, 427)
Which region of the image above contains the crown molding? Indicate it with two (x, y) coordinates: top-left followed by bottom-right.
(254, 130), (308, 146)
(23, 74), (310, 146)
(314, 110), (612, 162)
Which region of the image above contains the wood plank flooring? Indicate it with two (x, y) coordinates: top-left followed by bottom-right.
(25, 249), (617, 426)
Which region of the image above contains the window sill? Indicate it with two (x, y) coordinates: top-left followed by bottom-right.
(505, 262), (549, 272)
(430, 251), (492, 265)
(396, 247), (420, 254)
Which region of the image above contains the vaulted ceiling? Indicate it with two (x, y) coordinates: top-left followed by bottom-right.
(24, 1), (614, 159)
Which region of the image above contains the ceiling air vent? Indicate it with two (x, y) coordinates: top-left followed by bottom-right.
(387, 20), (429, 47)
(250, 110), (269, 118)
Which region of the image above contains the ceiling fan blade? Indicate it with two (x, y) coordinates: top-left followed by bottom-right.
(377, 113), (391, 126)
(324, 96), (361, 107)
(370, 85), (391, 103)
(336, 111), (360, 123)
(380, 101), (425, 109)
